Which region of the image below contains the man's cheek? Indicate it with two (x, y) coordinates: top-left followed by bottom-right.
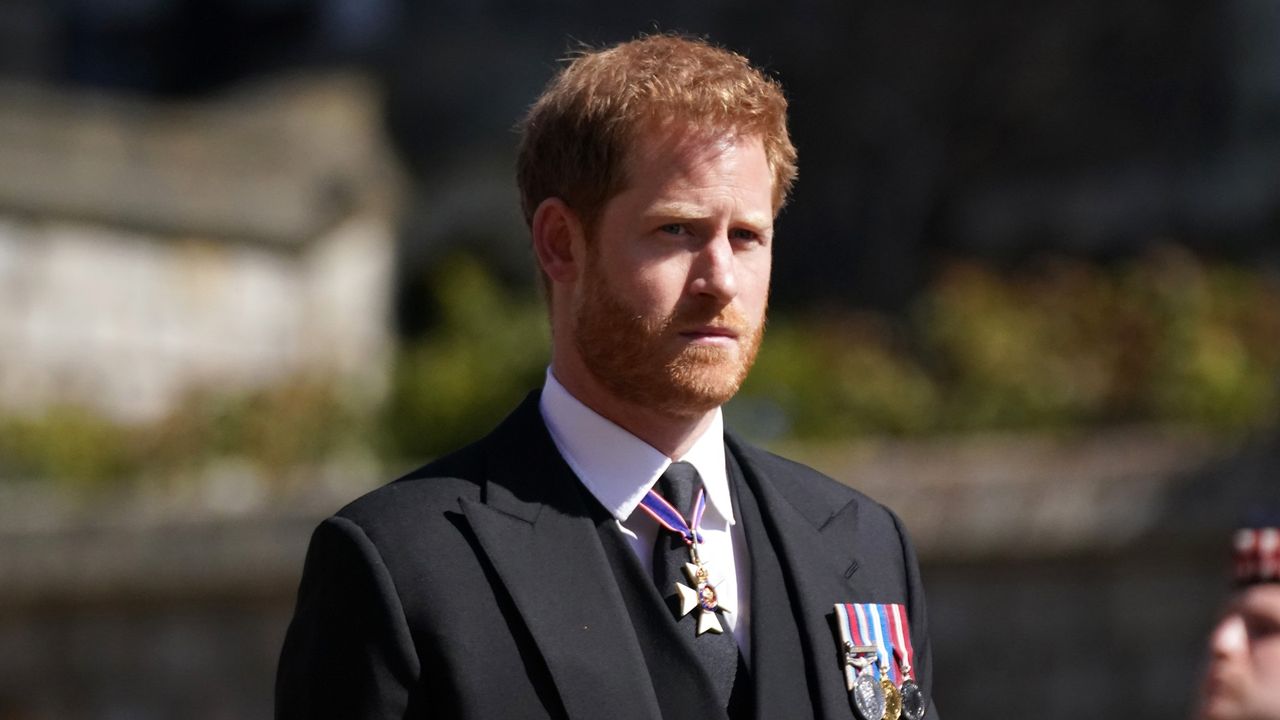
(1255, 641), (1280, 687)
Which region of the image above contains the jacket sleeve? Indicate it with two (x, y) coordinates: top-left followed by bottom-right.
(889, 507), (941, 720)
(276, 516), (421, 719)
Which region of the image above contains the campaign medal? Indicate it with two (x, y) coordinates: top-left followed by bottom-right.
(853, 665), (885, 720)
(638, 486), (731, 635)
(840, 603), (927, 720)
(834, 604), (885, 720)
(887, 604), (927, 720)
(868, 605), (902, 720)
(898, 680), (925, 720)
(880, 679), (902, 720)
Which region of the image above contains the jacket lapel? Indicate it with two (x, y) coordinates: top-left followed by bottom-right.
(727, 435), (874, 720)
(461, 394), (662, 720)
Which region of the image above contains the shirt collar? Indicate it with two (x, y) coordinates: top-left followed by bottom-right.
(539, 369), (734, 526)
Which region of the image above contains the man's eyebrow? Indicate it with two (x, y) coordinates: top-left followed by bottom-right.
(647, 202), (773, 229)
(647, 201), (709, 218)
(1241, 592), (1280, 615)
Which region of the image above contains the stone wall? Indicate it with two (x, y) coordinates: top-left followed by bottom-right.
(0, 214), (392, 422)
(0, 74), (398, 423)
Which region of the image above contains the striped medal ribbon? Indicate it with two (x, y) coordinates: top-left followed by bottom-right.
(834, 603), (884, 720)
(868, 605), (902, 720)
(888, 604), (927, 720)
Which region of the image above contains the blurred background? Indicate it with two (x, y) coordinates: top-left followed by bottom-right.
(0, 1), (1278, 718)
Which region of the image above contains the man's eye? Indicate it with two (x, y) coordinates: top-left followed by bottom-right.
(1245, 615), (1280, 640)
(659, 224), (687, 235)
(730, 228), (762, 243)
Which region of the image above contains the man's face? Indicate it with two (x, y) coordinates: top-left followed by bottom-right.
(570, 126), (774, 419)
(1198, 584), (1280, 720)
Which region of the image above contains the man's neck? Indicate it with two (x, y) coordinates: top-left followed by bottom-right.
(549, 362), (718, 459)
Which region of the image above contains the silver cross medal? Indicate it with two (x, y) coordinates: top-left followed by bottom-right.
(673, 543), (733, 635)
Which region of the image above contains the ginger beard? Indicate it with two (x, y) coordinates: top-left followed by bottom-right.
(571, 250), (765, 419)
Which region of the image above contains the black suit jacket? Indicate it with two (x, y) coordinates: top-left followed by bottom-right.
(277, 392), (938, 719)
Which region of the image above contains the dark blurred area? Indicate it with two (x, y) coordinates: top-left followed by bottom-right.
(9, 0), (1276, 317)
(1, 1), (1278, 718)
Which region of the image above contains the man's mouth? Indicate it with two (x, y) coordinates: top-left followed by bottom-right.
(1200, 666), (1243, 704)
(679, 325), (740, 343)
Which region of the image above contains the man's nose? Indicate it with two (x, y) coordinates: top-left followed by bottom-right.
(688, 235), (737, 302)
(1209, 614), (1248, 658)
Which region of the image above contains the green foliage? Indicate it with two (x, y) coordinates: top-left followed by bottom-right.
(741, 248), (1280, 438)
(1126, 252), (1280, 428)
(0, 376), (374, 489)
(917, 249), (1280, 433)
(382, 254), (550, 460)
(918, 260), (1113, 429)
(0, 406), (139, 486)
(3, 247), (1276, 488)
(142, 378), (373, 483)
(739, 313), (938, 438)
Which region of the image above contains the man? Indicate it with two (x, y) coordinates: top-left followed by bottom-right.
(1196, 526), (1280, 720)
(277, 34), (938, 720)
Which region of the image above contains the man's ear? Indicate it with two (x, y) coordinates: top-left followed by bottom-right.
(531, 197), (585, 284)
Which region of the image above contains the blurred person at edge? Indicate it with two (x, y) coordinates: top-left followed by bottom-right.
(276, 33), (938, 720)
(1197, 526), (1280, 720)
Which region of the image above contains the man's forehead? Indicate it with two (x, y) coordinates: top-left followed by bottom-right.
(615, 125), (772, 206)
(626, 122), (750, 167)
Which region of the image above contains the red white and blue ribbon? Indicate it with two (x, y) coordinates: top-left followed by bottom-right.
(636, 483), (707, 546)
(837, 603), (915, 683)
(870, 604), (899, 684)
(836, 603), (881, 682)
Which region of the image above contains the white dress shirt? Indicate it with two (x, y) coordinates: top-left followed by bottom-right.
(539, 370), (752, 660)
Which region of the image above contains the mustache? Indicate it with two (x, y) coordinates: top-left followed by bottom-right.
(668, 301), (758, 333)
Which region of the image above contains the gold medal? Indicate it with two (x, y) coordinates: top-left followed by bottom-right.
(880, 677), (902, 720)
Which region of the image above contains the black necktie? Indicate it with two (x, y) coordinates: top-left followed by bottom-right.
(652, 461), (741, 707)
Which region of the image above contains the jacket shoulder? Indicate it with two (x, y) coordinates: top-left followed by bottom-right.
(332, 432), (492, 533)
(332, 390), (549, 534)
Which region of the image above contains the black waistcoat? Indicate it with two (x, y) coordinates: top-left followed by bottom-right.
(588, 449), (816, 720)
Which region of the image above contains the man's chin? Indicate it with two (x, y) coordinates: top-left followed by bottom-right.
(655, 385), (735, 418)
(659, 359), (749, 416)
